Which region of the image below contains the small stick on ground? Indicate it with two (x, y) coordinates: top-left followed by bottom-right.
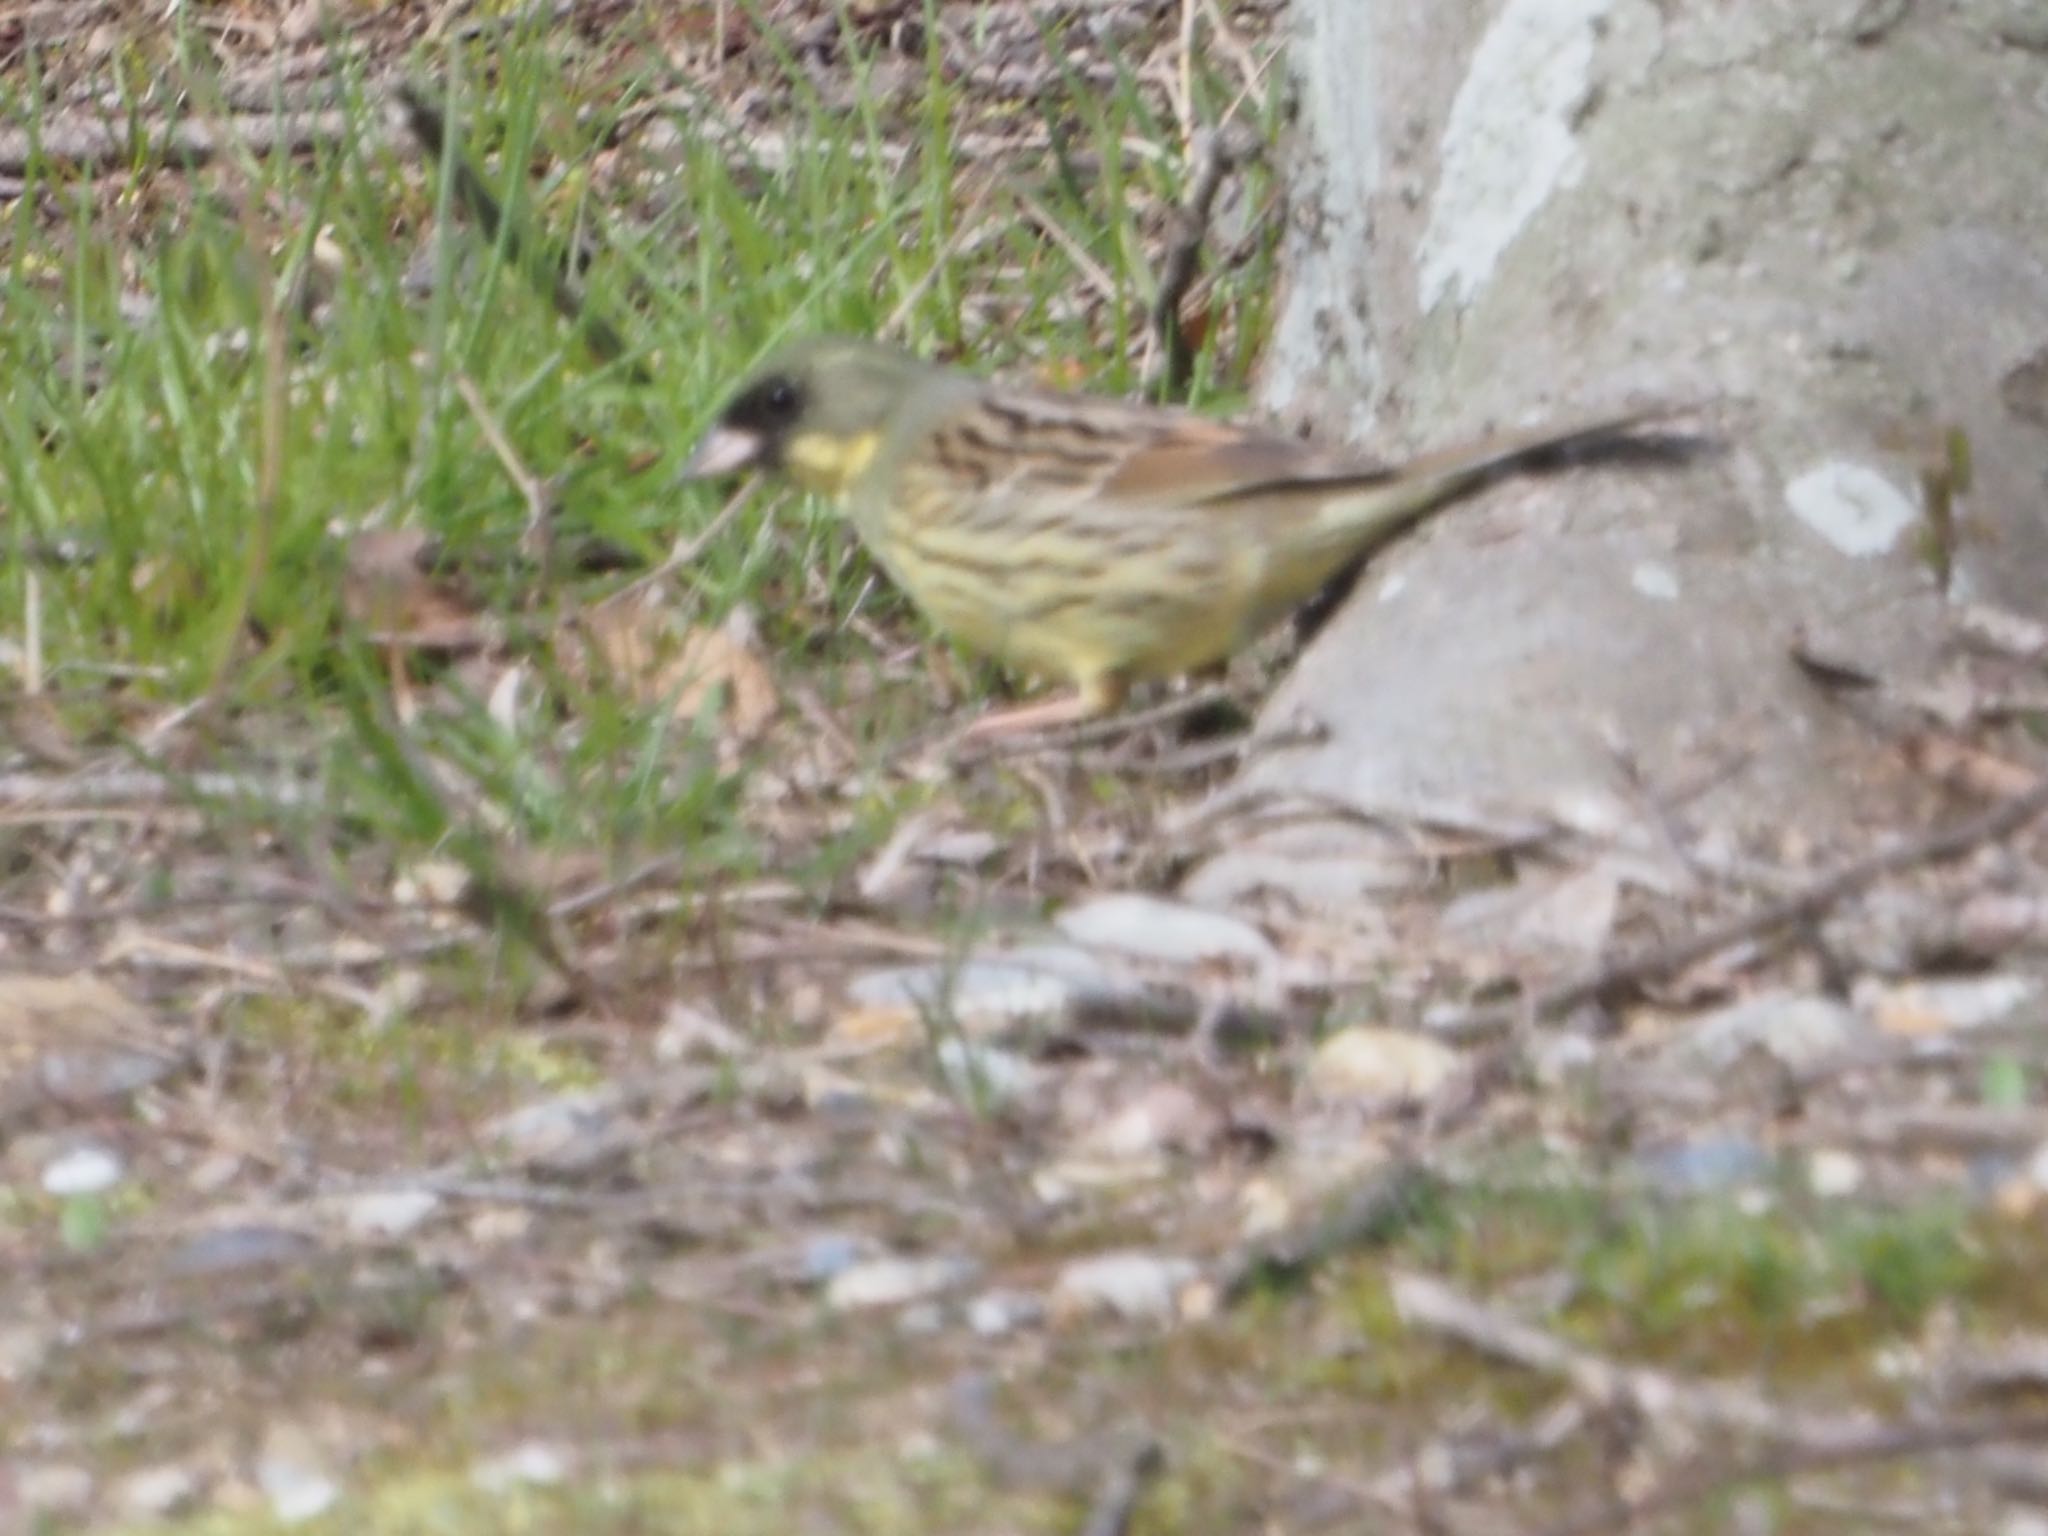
(1078, 1441), (1166, 1536)
(1435, 769), (2048, 1042)
(454, 372), (562, 561)
(1145, 122), (1259, 396)
(1365, 1397), (1591, 1513)
(0, 110), (357, 176)
(1529, 1411), (2048, 1536)
(1090, 711), (1326, 777)
(1953, 602), (2048, 662)
(953, 682), (1244, 762)
(1216, 1158), (1438, 1306)
(0, 769), (321, 813)
(946, 1373), (1152, 1501)
(592, 483), (769, 612)
(1393, 1270), (1869, 1451)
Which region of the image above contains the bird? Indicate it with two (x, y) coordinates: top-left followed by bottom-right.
(680, 336), (1680, 741)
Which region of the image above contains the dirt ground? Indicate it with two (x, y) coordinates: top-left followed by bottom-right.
(10, 3), (2048, 1534)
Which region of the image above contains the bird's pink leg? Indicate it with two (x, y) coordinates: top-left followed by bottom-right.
(956, 677), (1125, 741)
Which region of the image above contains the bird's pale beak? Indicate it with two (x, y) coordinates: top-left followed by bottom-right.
(679, 425), (765, 480)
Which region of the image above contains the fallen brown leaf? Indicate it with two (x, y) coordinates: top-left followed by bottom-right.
(339, 528), (496, 652)
(573, 601), (779, 753)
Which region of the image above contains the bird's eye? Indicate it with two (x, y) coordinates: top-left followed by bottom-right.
(727, 373), (805, 434)
(762, 379), (800, 419)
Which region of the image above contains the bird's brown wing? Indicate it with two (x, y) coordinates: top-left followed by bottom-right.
(884, 385), (1332, 525)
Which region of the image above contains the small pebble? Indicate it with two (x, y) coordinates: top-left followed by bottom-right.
(19, 1463), (94, 1519)
(35, 1046), (181, 1105)
(655, 1002), (747, 1062)
(1807, 1148), (1864, 1198)
(486, 1089), (620, 1162)
(259, 1452), (341, 1525)
(164, 1226), (319, 1278)
(922, 828), (999, 867)
(117, 1464), (201, 1520)
(967, 1289), (1046, 1338)
(1975, 1152), (2030, 1204)
(341, 1188), (441, 1241)
(1994, 1172), (2038, 1222)
(1661, 992), (1861, 1072)
(41, 1144), (124, 1197)
(825, 1255), (979, 1312)
(1529, 1033), (1598, 1085)
(466, 1207), (535, 1247)
(799, 1231), (871, 1284)
(934, 1039), (1040, 1107)
(1308, 1026), (1460, 1103)
(1638, 1135), (1773, 1196)
(639, 116), (686, 155)
(1055, 892), (1277, 969)
(841, 945), (1137, 1042)
(1052, 1252), (1199, 1323)
(0, 1323), (51, 1380)
(1079, 1083), (1221, 1160)
(394, 856), (469, 908)
(896, 1300), (949, 1336)
(187, 1152), (244, 1195)
(1858, 974), (2041, 1036)
(804, 1074), (882, 1120)
(1237, 1175), (1295, 1239)
(470, 1441), (571, 1492)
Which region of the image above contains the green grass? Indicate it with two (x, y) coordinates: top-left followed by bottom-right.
(0, 3), (1289, 941)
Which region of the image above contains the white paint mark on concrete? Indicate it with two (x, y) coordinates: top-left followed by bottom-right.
(1263, 1), (1383, 432)
(1630, 561), (1680, 601)
(1783, 461), (1919, 557)
(1419, 0), (1614, 313)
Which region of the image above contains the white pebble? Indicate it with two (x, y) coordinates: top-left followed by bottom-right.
(341, 1188), (441, 1240)
(1052, 1252), (1199, 1322)
(1807, 1148), (1864, 1198)
(41, 1145), (123, 1197)
(826, 1256), (979, 1312)
(471, 1441), (571, 1492)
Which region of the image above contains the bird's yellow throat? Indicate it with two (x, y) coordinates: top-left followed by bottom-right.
(783, 430), (882, 499)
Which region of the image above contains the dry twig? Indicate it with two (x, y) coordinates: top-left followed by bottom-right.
(1953, 602), (2048, 663)
(1078, 1440), (1166, 1536)
(1394, 1275), (2048, 1529)
(1530, 1412), (2048, 1536)
(454, 373), (562, 559)
(946, 1372), (1161, 1511)
(1436, 770), (2048, 1041)
(0, 109), (357, 175)
(1145, 122), (1259, 395)
(1392, 1271), (1856, 1450)
(0, 768), (319, 813)
(1216, 1159), (1437, 1306)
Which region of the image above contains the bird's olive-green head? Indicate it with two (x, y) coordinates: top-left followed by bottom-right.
(680, 336), (940, 499)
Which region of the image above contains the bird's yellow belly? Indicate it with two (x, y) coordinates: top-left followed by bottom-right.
(892, 545), (1248, 687)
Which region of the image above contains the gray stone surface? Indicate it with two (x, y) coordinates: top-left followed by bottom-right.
(1197, 0), (2048, 903)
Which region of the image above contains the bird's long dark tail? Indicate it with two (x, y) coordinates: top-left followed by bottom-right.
(1272, 406), (1715, 641)
(1312, 406), (1707, 550)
